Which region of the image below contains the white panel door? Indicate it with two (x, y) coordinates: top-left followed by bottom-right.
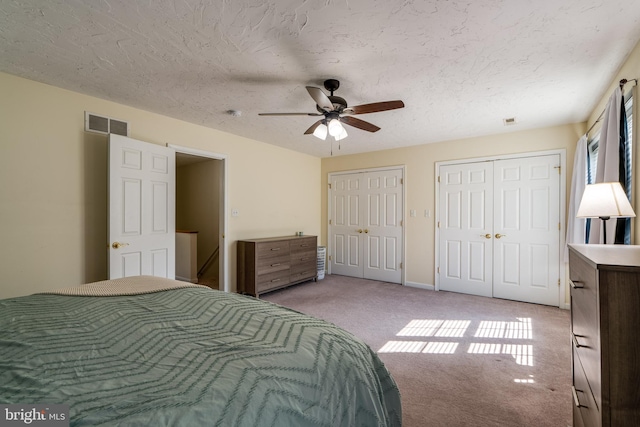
(109, 134), (176, 279)
(330, 173), (364, 277)
(492, 156), (560, 306)
(437, 154), (561, 306)
(363, 170), (403, 283)
(329, 168), (403, 283)
(438, 162), (493, 297)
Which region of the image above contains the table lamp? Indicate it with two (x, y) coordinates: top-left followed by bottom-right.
(576, 182), (636, 243)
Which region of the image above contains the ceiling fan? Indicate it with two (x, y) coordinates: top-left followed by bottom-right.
(259, 79), (405, 141)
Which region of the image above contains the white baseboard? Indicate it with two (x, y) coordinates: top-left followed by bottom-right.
(404, 281), (435, 291)
(406, 281), (571, 309)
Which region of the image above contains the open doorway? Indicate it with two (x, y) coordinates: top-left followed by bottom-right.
(173, 148), (227, 291)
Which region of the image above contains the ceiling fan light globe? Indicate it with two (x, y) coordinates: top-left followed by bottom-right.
(335, 127), (348, 141)
(328, 119), (343, 137)
(313, 123), (328, 140)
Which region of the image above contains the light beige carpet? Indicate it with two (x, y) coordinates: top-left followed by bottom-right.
(263, 274), (572, 427)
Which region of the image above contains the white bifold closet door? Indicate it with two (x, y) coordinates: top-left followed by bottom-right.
(330, 168), (403, 284)
(438, 154), (560, 306)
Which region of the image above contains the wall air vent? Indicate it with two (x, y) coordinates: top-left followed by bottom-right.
(503, 117), (517, 126)
(84, 111), (129, 136)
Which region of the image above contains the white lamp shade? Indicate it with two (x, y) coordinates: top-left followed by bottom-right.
(576, 182), (636, 219)
(328, 119), (344, 137)
(312, 122), (328, 140)
(334, 126), (348, 141)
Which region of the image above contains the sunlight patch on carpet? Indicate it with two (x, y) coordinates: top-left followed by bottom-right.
(474, 317), (532, 339)
(378, 340), (459, 354)
(378, 317), (534, 365)
(468, 343), (533, 366)
(397, 319), (470, 337)
(422, 342), (458, 354)
(378, 341), (426, 353)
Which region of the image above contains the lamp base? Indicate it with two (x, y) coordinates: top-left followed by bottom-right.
(599, 216), (610, 244)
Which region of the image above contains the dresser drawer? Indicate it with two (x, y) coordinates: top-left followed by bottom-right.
(290, 248), (316, 265)
(573, 405), (585, 427)
(257, 241), (290, 260)
(257, 269), (291, 291)
(291, 258), (316, 272)
(290, 237), (316, 254)
(571, 289), (601, 396)
(573, 344), (599, 427)
(289, 268), (316, 283)
(256, 253), (290, 272)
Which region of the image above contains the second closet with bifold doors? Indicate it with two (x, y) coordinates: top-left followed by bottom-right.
(436, 153), (562, 306)
(328, 167), (404, 284)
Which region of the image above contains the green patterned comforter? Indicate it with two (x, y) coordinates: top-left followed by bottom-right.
(0, 285), (401, 426)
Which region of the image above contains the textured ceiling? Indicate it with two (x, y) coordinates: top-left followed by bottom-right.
(2, 0), (640, 158)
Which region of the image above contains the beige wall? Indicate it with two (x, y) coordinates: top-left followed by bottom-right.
(0, 72), (321, 298)
(321, 123), (584, 293)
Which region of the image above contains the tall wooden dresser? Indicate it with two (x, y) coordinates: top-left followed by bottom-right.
(568, 244), (640, 427)
(237, 235), (317, 297)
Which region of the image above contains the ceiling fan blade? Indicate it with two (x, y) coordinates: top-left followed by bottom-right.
(304, 120), (324, 135)
(259, 112), (323, 116)
(345, 100), (405, 115)
(340, 116), (381, 133)
(306, 86), (334, 111)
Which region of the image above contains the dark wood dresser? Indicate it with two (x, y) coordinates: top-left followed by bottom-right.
(568, 244), (640, 427)
(237, 235), (317, 297)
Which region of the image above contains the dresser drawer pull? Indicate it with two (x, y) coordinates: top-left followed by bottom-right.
(270, 278), (281, 283)
(270, 263), (281, 267)
(270, 248), (281, 251)
(572, 334), (587, 348)
(569, 280), (584, 289)
(572, 386), (587, 408)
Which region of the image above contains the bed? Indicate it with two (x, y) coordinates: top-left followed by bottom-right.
(0, 276), (402, 426)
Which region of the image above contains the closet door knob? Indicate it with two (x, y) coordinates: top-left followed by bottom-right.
(111, 242), (130, 249)
(481, 234), (492, 239)
(495, 233), (507, 239)
(357, 229), (363, 233)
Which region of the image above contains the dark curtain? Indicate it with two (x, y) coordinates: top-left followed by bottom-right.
(615, 96), (631, 244)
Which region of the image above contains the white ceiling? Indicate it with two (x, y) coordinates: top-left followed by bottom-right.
(2, 1), (640, 158)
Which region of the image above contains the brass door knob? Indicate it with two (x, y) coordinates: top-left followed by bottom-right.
(357, 229), (363, 233)
(112, 242), (130, 249)
(364, 229), (369, 233)
(481, 234), (491, 239)
(495, 234), (507, 239)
